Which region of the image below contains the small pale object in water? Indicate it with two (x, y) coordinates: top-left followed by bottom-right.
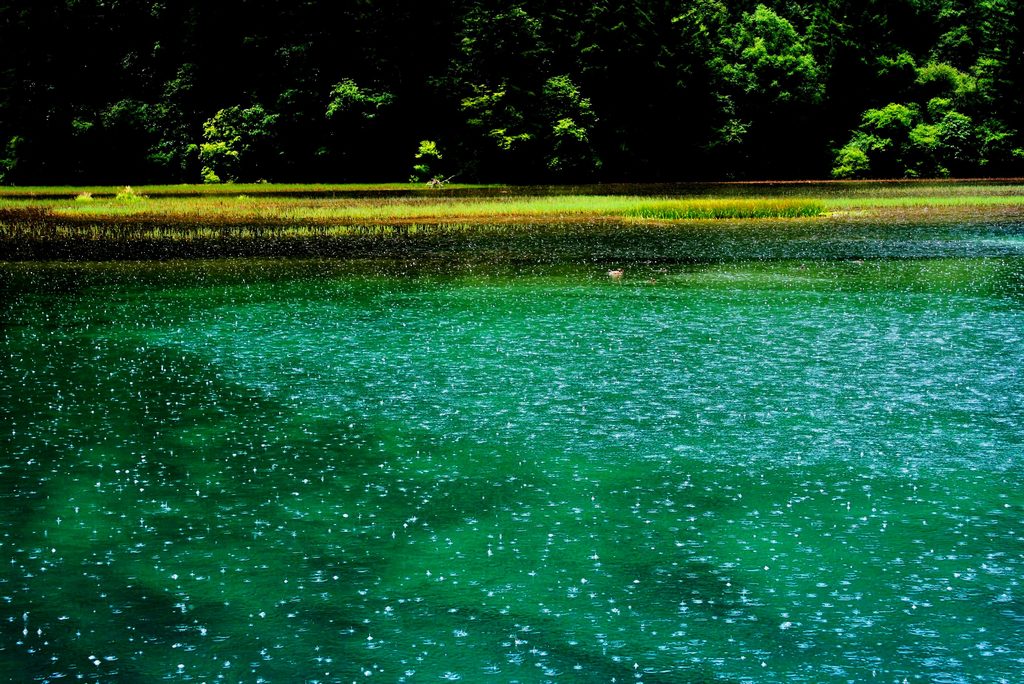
(607, 269), (624, 279)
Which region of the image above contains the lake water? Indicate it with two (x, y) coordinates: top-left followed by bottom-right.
(2, 221), (1023, 682)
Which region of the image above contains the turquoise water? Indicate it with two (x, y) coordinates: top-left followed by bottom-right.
(1, 247), (1023, 681)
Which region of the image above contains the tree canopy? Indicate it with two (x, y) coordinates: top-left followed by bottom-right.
(1, 0), (1021, 184)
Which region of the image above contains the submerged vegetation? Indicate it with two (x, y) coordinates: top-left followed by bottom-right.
(3, 253), (1023, 681)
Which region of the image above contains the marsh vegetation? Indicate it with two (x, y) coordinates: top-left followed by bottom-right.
(1, 180), (1021, 260)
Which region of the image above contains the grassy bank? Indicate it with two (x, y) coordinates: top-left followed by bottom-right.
(0, 194), (828, 224)
(0, 181), (1021, 260)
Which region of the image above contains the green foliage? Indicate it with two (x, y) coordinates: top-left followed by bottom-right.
(0, 0), (1022, 183)
(724, 5), (822, 106)
(199, 104), (278, 183)
(832, 141), (873, 179)
(323, 79), (397, 179)
(541, 75), (600, 178)
(0, 136), (25, 184)
(460, 85), (533, 153)
(833, 104), (918, 178)
(114, 185), (145, 202)
(145, 65), (202, 180)
(916, 61), (976, 99)
(451, 5), (553, 180)
(930, 109), (980, 174)
(834, 98), (982, 178)
(325, 79), (394, 122)
(862, 102), (919, 134)
(410, 140), (444, 183)
(977, 118), (1024, 171)
(416, 140), (442, 160)
(671, 0), (729, 53)
(71, 117), (95, 136)
(200, 164), (223, 185)
(101, 99), (150, 131)
(717, 4), (824, 174)
(458, 5), (547, 77)
(878, 52), (920, 87)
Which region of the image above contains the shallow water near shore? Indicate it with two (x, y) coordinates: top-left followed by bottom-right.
(2, 238), (1023, 681)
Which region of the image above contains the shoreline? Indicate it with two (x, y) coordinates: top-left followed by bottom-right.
(1, 182), (1021, 261)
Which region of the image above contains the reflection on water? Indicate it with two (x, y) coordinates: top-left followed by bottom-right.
(1, 240), (1023, 681)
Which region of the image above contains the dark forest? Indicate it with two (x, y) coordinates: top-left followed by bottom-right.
(1, 0), (1021, 184)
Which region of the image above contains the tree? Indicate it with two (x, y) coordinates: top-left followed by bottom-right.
(323, 78), (397, 180)
(198, 104), (278, 183)
(719, 4), (825, 177)
(0, 136), (25, 185)
(832, 102), (919, 178)
(451, 3), (551, 181)
(540, 75), (600, 179)
(410, 139), (444, 183)
(0, 0), (1022, 183)
(833, 98), (982, 178)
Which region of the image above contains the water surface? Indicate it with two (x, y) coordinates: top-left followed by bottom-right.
(2, 230), (1023, 682)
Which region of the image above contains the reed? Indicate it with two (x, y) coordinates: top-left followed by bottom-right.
(0, 182), (1021, 260)
(623, 199), (825, 219)
(0, 195), (832, 225)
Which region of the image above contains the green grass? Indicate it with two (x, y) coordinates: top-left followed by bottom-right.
(624, 198), (825, 219)
(0, 181), (1021, 260)
(0, 194), (830, 224)
(823, 194), (1024, 209)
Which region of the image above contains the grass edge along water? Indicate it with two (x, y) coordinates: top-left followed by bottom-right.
(0, 181), (1022, 260)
